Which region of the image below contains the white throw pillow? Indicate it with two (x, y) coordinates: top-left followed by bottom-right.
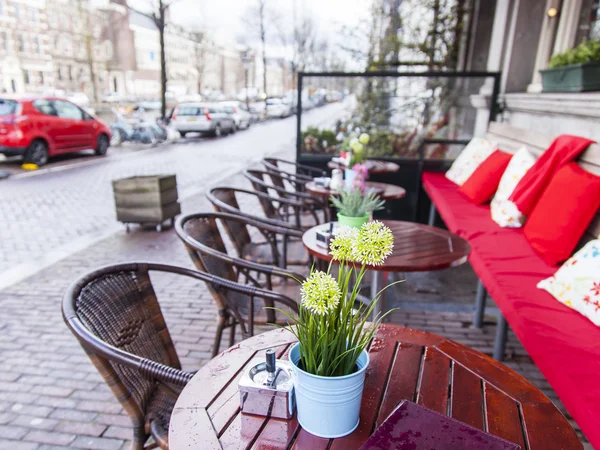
(490, 146), (536, 227)
(538, 240), (600, 327)
(445, 138), (497, 186)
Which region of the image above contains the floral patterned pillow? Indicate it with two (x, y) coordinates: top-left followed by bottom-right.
(538, 240), (600, 326)
(491, 146), (536, 227)
(445, 138), (497, 186)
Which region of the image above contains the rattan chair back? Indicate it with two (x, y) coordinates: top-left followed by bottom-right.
(63, 263), (193, 449)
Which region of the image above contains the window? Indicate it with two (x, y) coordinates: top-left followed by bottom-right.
(68, 65), (72, 81)
(177, 105), (199, 116)
(13, 2), (20, 19)
(29, 6), (36, 22)
(0, 99), (18, 116)
(0, 32), (7, 51)
(39, 71), (44, 85)
(33, 36), (40, 54)
(33, 99), (57, 116)
(54, 100), (83, 120)
(18, 35), (24, 52)
(57, 68), (62, 81)
(22, 69), (29, 85)
(0, 1), (4, 16)
(577, 0), (600, 42)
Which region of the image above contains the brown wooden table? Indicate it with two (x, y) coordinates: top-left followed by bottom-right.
(169, 325), (581, 449)
(305, 181), (406, 201)
(303, 220), (470, 315)
(328, 160), (400, 175)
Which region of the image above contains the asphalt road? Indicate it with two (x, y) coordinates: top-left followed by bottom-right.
(0, 102), (346, 289)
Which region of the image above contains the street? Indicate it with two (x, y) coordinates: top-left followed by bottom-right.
(0, 102), (345, 290)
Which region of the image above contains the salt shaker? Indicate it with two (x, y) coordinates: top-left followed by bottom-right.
(330, 169), (344, 191)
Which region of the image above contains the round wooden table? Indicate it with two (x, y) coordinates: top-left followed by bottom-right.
(303, 220), (470, 316)
(328, 160), (400, 175)
(168, 326), (581, 449)
(305, 181), (406, 201)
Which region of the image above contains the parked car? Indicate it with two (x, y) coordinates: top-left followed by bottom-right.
(219, 101), (251, 130)
(0, 96), (111, 166)
(266, 97), (292, 118)
(248, 102), (266, 123)
(171, 102), (235, 137)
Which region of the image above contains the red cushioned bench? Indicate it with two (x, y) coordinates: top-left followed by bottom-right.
(422, 122), (600, 448)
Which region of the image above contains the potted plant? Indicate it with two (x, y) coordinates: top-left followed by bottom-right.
(540, 40), (600, 92)
(282, 222), (396, 438)
(330, 188), (385, 229)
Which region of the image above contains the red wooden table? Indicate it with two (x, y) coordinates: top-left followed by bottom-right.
(305, 181), (406, 201)
(327, 160), (400, 175)
(168, 325), (581, 449)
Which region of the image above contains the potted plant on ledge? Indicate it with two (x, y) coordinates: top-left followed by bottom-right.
(330, 188), (385, 229)
(540, 40), (600, 92)
(282, 222), (396, 438)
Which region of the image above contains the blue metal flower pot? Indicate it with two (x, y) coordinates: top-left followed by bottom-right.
(344, 168), (357, 189)
(289, 343), (369, 438)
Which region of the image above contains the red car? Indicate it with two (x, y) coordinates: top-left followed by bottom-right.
(0, 96), (111, 166)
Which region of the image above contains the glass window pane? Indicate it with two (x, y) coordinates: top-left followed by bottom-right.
(0, 99), (18, 116)
(33, 100), (57, 116)
(54, 101), (83, 120)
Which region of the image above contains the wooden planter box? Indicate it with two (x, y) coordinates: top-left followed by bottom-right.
(112, 174), (180, 230)
(540, 62), (600, 92)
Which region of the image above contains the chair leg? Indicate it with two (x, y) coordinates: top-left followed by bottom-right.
(473, 280), (487, 328)
(131, 427), (147, 450)
(212, 316), (226, 358)
(428, 203), (436, 226)
(229, 322), (237, 347)
(493, 313), (508, 361)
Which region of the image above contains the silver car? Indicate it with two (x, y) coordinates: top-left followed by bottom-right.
(219, 101), (252, 130)
(172, 103), (235, 137)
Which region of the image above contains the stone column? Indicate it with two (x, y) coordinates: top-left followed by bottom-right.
(527, 0), (563, 93)
(471, 0), (513, 136)
(553, 0), (584, 53)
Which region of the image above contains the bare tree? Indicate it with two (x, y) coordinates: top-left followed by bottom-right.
(77, 0), (98, 102)
(243, 0), (276, 100)
(191, 31), (206, 95)
(129, 0), (178, 118)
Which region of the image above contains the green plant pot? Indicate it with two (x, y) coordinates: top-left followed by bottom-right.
(337, 213), (369, 229)
(540, 62), (600, 92)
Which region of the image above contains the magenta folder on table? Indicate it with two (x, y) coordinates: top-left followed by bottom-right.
(359, 400), (521, 450)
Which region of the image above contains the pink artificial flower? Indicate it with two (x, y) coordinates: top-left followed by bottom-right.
(352, 163), (369, 191)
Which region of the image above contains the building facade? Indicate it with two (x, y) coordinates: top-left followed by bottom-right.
(468, 0), (600, 141)
(0, 0), (286, 102)
(0, 0), (112, 100)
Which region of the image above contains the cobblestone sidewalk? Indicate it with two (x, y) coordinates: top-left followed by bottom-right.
(0, 160), (590, 449)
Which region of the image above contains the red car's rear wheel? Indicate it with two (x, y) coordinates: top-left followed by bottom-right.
(24, 139), (49, 166)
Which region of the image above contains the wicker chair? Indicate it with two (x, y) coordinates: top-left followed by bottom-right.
(63, 262), (298, 449)
(243, 170), (330, 225)
(206, 188), (309, 268)
(175, 211), (305, 313)
(262, 157), (326, 181)
(207, 185), (303, 229)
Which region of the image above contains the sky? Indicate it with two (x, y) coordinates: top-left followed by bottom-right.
(129, 0), (373, 50)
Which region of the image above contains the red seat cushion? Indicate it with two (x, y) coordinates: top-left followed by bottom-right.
(469, 232), (600, 449)
(422, 172), (497, 239)
(459, 150), (512, 204)
(423, 170), (600, 447)
(524, 162), (600, 266)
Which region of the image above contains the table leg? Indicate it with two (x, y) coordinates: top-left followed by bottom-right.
(370, 271), (388, 318)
